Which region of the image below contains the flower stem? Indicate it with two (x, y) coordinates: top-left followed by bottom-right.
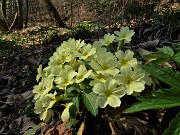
(107, 45), (116, 53)
(117, 40), (124, 50)
(65, 87), (67, 97)
(56, 96), (71, 102)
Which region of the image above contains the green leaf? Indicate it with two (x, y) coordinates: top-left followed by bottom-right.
(66, 118), (76, 129)
(160, 66), (180, 79)
(66, 96), (79, 129)
(124, 88), (180, 113)
(173, 52), (180, 64)
(140, 52), (171, 64)
(140, 63), (180, 90)
(82, 91), (98, 116)
(141, 52), (169, 60)
(156, 46), (174, 57)
(163, 112), (180, 135)
(24, 124), (41, 135)
(156, 87), (180, 95)
(152, 57), (171, 64)
(66, 83), (80, 93)
(124, 95), (180, 113)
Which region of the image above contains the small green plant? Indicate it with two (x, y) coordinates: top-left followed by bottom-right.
(0, 31), (20, 57)
(20, 99), (34, 117)
(32, 26), (152, 128)
(24, 124), (41, 135)
(72, 21), (101, 39)
(74, 21), (100, 31)
(1, 32), (25, 45)
(141, 45), (180, 64)
(37, 26), (61, 44)
(22, 65), (33, 78)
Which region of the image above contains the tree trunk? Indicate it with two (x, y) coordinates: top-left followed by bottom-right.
(43, 0), (67, 28)
(0, 17), (10, 32)
(2, 0), (6, 18)
(9, 12), (18, 30)
(24, 0), (29, 28)
(17, 0), (23, 29)
(0, 0), (9, 32)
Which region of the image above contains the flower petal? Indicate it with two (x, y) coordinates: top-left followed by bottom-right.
(93, 83), (105, 95)
(124, 50), (134, 60)
(105, 78), (117, 92)
(61, 102), (73, 122)
(107, 95), (121, 108)
(114, 74), (125, 85)
(96, 95), (108, 108)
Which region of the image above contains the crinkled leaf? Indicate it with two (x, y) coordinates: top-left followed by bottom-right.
(173, 52), (180, 64)
(141, 52), (170, 64)
(124, 88), (180, 113)
(24, 124), (41, 135)
(163, 112), (180, 135)
(82, 91), (98, 116)
(156, 88), (180, 94)
(160, 67), (180, 83)
(141, 52), (169, 60)
(152, 57), (171, 64)
(156, 46), (174, 57)
(140, 63), (180, 90)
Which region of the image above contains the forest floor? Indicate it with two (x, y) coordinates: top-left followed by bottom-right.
(0, 15), (180, 135)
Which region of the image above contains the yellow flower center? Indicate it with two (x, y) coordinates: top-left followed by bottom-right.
(78, 75), (84, 80)
(39, 87), (43, 93)
(97, 74), (105, 82)
(125, 77), (133, 85)
(83, 52), (88, 56)
(122, 35), (127, 38)
(61, 55), (67, 62)
(105, 40), (110, 45)
(63, 79), (70, 85)
(102, 65), (109, 70)
(121, 59), (128, 65)
(105, 90), (112, 97)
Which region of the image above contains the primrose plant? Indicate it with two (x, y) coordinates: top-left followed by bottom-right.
(33, 26), (152, 125)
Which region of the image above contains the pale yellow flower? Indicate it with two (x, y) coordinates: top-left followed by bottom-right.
(76, 64), (92, 83)
(61, 102), (73, 122)
(93, 78), (125, 108)
(115, 67), (145, 95)
(115, 50), (137, 69)
(99, 33), (115, 46)
(114, 26), (135, 43)
(90, 52), (119, 76)
(55, 66), (77, 89)
(74, 44), (96, 60)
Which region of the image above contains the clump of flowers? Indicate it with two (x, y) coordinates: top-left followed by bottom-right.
(33, 26), (152, 126)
